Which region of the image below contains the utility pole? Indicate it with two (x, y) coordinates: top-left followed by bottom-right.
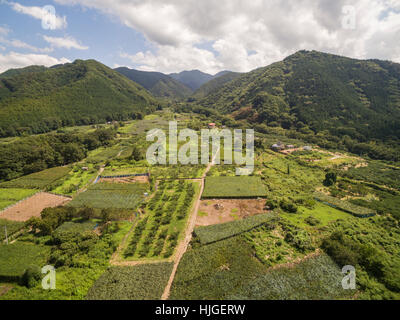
(4, 225), (8, 245)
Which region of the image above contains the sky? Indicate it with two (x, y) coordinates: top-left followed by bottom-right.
(0, 0), (399, 74)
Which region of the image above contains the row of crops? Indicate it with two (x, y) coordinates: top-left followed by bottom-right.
(0, 167), (71, 189)
(86, 263), (173, 300)
(124, 180), (197, 260)
(67, 182), (148, 209)
(0, 242), (50, 282)
(314, 192), (376, 217)
(0, 219), (25, 241)
(202, 176), (267, 199)
(194, 213), (278, 245)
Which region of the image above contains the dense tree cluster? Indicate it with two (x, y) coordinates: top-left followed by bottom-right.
(0, 128), (116, 182)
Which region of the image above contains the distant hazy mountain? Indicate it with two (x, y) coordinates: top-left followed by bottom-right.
(115, 67), (193, 100)
(169, 70), (234, 91)
(193, 71), (242, 99)
(0, 60), (159, 137)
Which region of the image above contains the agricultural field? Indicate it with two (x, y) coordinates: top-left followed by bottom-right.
(85, 145), (124, 164)
(150, 165), (205, 179)
(0, 167), (71, 190)
(193, 213), (277, 245)
(86, 263), (173, 300)
(122, 180), (199, 260)
(67, 182), (148, 210)
(0, 219), (25, 241)
(227, 254), (353, 300)
(202, 176), (267, 198)
(0, 243), (51, 281)
(0, 188), (38, 211)
(196, 199), (267, 226)
(0, 192), (71, 221)
(50, 165), (98, 196)
(314, 192), (376, 217)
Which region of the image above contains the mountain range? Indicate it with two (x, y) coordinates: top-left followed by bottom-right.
(1, 50), (399, 156)
(114, 67), (236, 99)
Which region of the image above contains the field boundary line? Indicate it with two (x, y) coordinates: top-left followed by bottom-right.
(161, 148), (219, 300)
(0, 191), (42, 216)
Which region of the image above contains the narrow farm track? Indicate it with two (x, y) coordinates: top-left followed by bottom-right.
(161, 149), (219, 300)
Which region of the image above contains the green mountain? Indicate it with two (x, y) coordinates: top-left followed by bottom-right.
(200, 50), (400, 145)
(0, 60), (159, 137)
(192, 71), (242, 99)
(115, 67), (193, 100)
(0, 66), (47, 79)
(169, 70), (215, 91)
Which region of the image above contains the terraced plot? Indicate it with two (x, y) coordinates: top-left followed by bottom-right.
(67, 182), (148, 209)
(202, 176), (267, 199)
(0, 167), (71, 189)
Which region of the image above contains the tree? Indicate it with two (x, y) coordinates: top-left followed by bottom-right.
(129, 145), (143, 161)
(323, 171), (337, 186)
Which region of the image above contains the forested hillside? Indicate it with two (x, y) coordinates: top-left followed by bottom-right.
(199, 50), (400, 160)
(192, 71), (242, 99)
(115, 67), (193, 100)
(0, 60), (159, 137)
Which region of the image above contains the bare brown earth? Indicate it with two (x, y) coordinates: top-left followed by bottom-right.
(0, 192), (70, 221)
(98, 175), (149, 184)
(195, 199), (267, 227)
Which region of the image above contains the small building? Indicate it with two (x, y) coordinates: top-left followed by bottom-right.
(208, 123), (216, 129)
(287, 145), (295, 149)
(82, 167), (89, 171)
(271, 142), (285, 151)
(303, 146), (312, 151)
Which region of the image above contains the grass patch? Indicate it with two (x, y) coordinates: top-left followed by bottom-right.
(194, 213), (277, 245)
(202, 176), (267, 199)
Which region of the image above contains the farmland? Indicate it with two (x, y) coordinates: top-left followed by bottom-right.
(0, 243), (50, 281)
(86, 263), (173, 300)
(123, 180), (199, 260)
(67, 182), (148, 210)
(193, 213), (278, 245)
(0, 219), (25, 241)
(202, 176), (267, 198)
(0, 188), (38, 211)
(0, 192), (71, 221)
(0, 167), (71, 190)
(0, 109), (399, 301)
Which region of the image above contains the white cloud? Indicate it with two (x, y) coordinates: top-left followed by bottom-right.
(10, 2), (67, 30)
(56, 0), (400, 73)
(43, 35), (89, 50)
(0, 26), (10, 36)
(0, 51), (70, 73)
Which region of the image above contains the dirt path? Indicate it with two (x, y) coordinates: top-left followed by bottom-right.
(161, 149), (219, 300)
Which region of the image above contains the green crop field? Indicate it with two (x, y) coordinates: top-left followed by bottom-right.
(227, 254), (353, 300)
(86, 263), (173, 300)
(0, 188), (38, 210)
(123, 180), (199, 260)
(0, 167), (71, 189)
(0, 219), (25, 241)
(50, 165), (98, 196)
(67, 182), (149, 209)
(0, 243), (51, 281)
(202, 176), (267, 198)
(55, 221), (98, 235)
(194, 213), (278, 245)
(314, 192), (376, 217)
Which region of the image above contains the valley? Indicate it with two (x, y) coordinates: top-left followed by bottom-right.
(0, 51), (399, 301)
